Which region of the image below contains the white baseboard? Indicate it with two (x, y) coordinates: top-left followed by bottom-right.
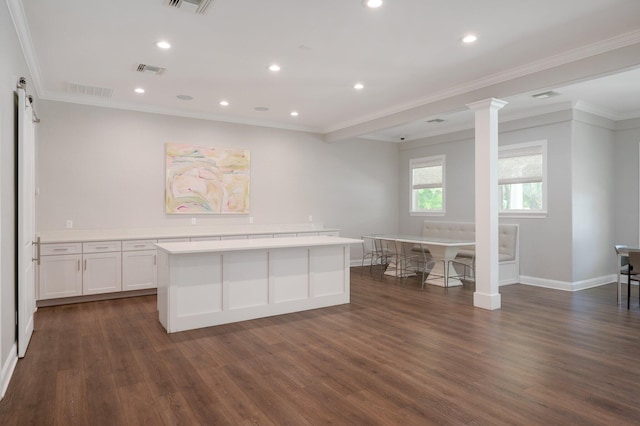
(519, 274), (616, 291)
(0, 343), (18, 400)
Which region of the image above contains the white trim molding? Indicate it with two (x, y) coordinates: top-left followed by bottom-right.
(519, 274), (616, 292)
(0, 343), (18, 400)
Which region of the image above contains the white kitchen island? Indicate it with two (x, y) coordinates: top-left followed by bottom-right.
(156, 236), (362, 333)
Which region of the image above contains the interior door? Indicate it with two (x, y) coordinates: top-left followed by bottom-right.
(17, 86), (36, 358)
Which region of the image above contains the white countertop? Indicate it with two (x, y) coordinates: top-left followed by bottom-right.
(37, 224), (339, 243)
(156, 236), (362, 254)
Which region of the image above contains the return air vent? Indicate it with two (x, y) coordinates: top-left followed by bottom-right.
(532, 90), (561, 99)
(167, 0), (214, 14)
(136, 64), (167, 75)
(66, 82), (113, 98)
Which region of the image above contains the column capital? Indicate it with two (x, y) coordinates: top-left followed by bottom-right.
(466, 98), (508, 111)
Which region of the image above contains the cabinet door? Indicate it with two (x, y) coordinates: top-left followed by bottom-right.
(122, 250), (157, 291)
(39, 254), (82, 300)
(83, 252), (122, 295)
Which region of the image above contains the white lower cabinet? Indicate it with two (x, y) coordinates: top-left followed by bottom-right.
(82, 251), (122, 295)
(122, 250), (157, 291)
(39, 254), (82, 299)
(38, 229), (338, 301)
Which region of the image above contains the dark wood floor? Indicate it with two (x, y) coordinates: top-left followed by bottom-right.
(2, 270), (640, 425)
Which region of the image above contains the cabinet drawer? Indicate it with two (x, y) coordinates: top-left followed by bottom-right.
(296, 232), (319, 237)
(41, 242), (82, 256)
(190, 236), (221, 241)
(83, 241), (121, 253)
(122, 240), (157, 251)
(248, 234), (273, 239)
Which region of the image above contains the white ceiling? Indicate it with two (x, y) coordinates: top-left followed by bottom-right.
(10, 0), (640, 141)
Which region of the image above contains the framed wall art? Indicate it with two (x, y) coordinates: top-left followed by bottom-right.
(165, 143), (250, 214)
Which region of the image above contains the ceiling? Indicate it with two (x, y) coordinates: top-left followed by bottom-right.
(10, 0), (640, 141)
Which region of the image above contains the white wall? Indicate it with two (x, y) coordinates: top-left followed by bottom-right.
(397, 108), (640, 289)
(613, 118), (640, 247)
(571, 113), (616, 284)
(398, 111), (575, 285)
(0, 0), (36, 397)
(36, 100), (399, 246)
(500, 116), (574, 284)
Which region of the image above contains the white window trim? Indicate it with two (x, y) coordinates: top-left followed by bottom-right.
(499, 140), (547, 217)
(409, 154), (445, 216)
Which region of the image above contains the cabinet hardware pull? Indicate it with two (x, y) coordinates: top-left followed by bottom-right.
(154, 255), (157, 265)
(134, 244), (145, 248)
(53, 248), (68, 251)
(78, 259), (80, 271)
(84, 259), (87, 270)
(96, 246), (109, 250)
(32, 237), (41, 265)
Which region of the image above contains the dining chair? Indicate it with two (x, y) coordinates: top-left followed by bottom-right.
(373, 237), (393, 279)
(360, 236), (376, 277)
(448, 254), (475, 288)
(614, 245), (631, 304)
(394, 240), (419, 281)
(626, 249), (640, 309)
(412, 242), (435, 289)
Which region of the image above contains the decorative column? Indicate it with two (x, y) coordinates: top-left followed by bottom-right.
(467, 98), (508, 310)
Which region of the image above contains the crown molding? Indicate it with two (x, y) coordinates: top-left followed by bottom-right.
(8, 0), (640, 138)
(42, 93), (323, 134)
(6, 0), (44, 97)
(325, 30), (640, 134)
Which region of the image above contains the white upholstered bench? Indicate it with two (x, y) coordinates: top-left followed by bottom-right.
(421, 221), (519, 285)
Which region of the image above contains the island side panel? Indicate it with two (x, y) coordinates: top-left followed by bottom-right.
(310, 245), (348, 299)
(159, 242), (353, 333)
(269, 247), (310, 304)
(223, 250), (269, 310)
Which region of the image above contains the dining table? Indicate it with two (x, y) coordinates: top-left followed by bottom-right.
(367, 234), (475, 287)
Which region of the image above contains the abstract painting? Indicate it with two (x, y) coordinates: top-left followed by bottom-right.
(166, 143), (250, 214)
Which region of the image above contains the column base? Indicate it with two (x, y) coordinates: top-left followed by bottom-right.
(473, 291), (501, 310)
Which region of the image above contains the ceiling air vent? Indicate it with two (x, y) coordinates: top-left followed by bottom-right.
(136, 64), (167, 75)
(66, 82), (113, 98)
(167, 0), (214, 14)
(532, 90), (561, 99)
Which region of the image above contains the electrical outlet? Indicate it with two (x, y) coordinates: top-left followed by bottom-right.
(249, 216), (254, 224)
(308, 215), (313, 222)
(191, 218), (197, 225)
(66, 220), (73, 229)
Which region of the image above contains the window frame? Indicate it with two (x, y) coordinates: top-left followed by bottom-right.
(498, 140), (547, 218)
(409, 154), (445, 216)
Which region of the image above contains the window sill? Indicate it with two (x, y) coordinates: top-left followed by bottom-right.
(410, 211), (446, 217)
(499, 211), (547, 219)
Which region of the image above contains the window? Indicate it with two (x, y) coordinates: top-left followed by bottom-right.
(410, 155), (444, 214)
(499, 141), (546, 214)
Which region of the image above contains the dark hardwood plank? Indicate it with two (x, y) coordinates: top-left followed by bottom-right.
(2, 270), (640, 425)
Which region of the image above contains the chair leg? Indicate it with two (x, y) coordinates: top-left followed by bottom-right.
(628, 271), (632, 310)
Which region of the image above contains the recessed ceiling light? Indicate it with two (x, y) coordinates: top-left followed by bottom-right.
(364, 0), (383, 8)
(290, 111), (299, 117)
(268, 64), (281, 72)
(354, 83), (364, 90)
(134, 87), (145, 94)
(219, 100), (229, 106)
(462, 34), (478, 44)
(156, 41), (171, 49)
(177, 94), (193, 100)
(255, 106), (269, 112)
